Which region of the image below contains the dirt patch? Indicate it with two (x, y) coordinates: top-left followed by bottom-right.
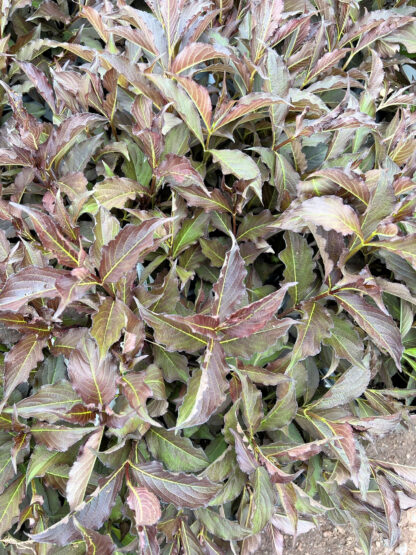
(280, 427), (416, 555)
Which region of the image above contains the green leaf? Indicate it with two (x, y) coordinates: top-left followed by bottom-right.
(258, 378), (297, 431)
(208, 149), (262, 200)
(0, 475), (25, 537)
(250, 467), (276, 533)
(146, 427), (209, 472)
(309, 363), (371, 410)
(172, 212), (210, 258)
(195, 508), (251, 540)
(279, 231), (315, 305)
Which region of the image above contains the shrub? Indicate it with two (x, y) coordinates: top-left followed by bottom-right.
(0, 0), (416, 553)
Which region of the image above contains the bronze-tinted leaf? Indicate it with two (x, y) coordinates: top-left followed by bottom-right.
(66, 427), (104, 510)
(176, 340), (228, 429)
(31, 425), (95, 452)
(333, 291), (403, 370)
(100, 218), (169, 284)
(219, 283), (294, 338)
(127, 483), (161, 527)
(0, 266), (64, 312)
(91, 298), (128, 359)
(68, 337), (117, 407)
(277, 195), (363, 239)
(2, 334), (47, 407)
(130, 461), (220, 509)
(212, 239), (246, 321)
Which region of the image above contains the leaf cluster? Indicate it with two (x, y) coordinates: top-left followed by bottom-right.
(0, 0), (415, 553)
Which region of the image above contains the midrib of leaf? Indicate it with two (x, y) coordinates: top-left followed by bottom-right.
(75, 520), (97, 555)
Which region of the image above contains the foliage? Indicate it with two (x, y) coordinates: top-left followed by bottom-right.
(0, 0), (415, 553)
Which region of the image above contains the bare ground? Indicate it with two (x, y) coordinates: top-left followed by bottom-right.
(277, 427), (416, 555)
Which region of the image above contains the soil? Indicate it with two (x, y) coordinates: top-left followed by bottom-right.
(271, 426), (416, 555)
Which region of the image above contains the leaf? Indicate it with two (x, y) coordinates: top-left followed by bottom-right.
(0, 266), (63, 312)
(45, 113), (104, 168)
(219, 283), (294, 338)
(308, 168), (370, 205)
(239, 374), (262, 436)
(386, 21), (416, 53)
(212, 239), (247, 321)
(258, 379), (297, 431)
(12, 382), (81, 420)
(208, 149), (262, 200)
(130, 461), (220, 509)
(120, 371), (157, 424)
(0, 475), (25, 538)
(310, 364), (371, 410)
(304, 49), (350, 84)
(155, 154), (206, 189)
(11, 203), (81, 267)
(279, 232), (315, 305)
(93, 178), (149, 210)
(291, 301), (333, 362)
(74, 522), (116, 555)
(250, 467), (276, 533)
(213, 93), (288, 130)
(138, 303), (207, 352)
(180, 520), (205, 555)
(68, 336), (117, 407)
(367, 236), (416, 271)
(30, 466), (124, 545)
(376, 474), (401, 547)
(126, 484), (161, 527)
(176, 77), (212, 129)
(66, 428), (103, 511)
(277, 195), (363, 239)
(172, 211), (210, 258)
(91, 298), (128, 359)
(221, 319), (295, 358)
(26, 445), (73, 485)
(323, 315), (364, 366)
(236, 210), (277, 243)
(153, 344), (189, 383)
(333, 291), (403, 370)
(31, 425), (94, 452)
(171, 43), (226, 74)
(99, 218), (169, 283)
(2, 334), (47, 407)
(148, 75), (204, 144)
(146, 427), (209, 472)
(176, 340), (229, 429)
(18, 60), (56, 113)
(195, 508), (251, 540)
